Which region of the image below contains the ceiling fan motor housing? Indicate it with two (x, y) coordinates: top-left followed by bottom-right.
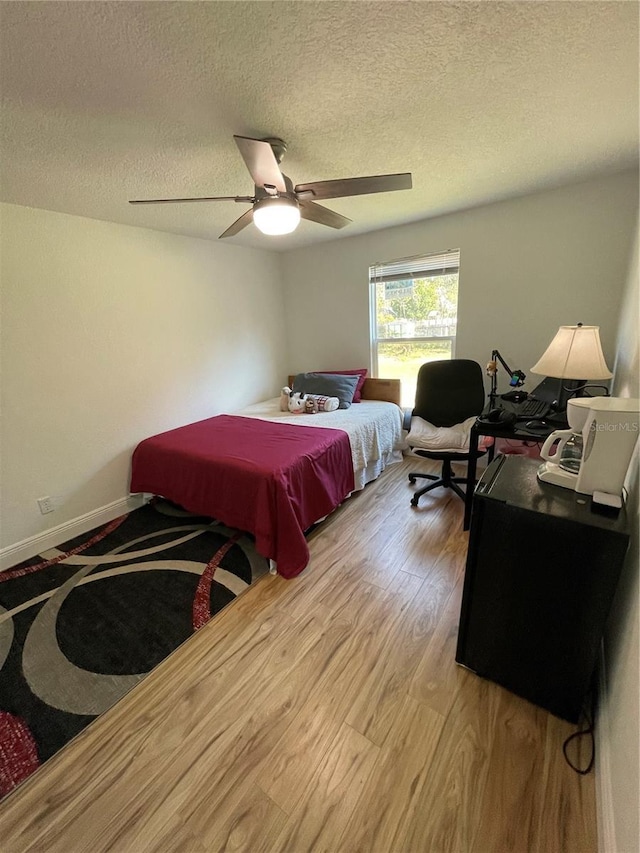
(255, 173), (295, 199)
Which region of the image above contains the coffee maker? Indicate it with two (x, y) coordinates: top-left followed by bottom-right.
(538, 396), (640, 497)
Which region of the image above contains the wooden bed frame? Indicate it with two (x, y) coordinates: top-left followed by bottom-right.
(287, 376), (401, 407)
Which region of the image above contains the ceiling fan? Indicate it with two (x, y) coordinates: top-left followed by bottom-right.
(129, 135), (412, 238)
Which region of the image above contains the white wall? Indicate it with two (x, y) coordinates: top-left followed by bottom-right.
(282, 170), (639, 849)
(282, 170), (638, 391)
(601, 212), (639, 853)
(0, 203), (287, 551)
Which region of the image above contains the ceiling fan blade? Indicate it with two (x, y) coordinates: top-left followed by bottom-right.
(299, 200), (351, 230)
(295, 172), (412, 201)
(218, 208), (254, 239)
(129, 196), (254, 205)
(233, 135), (286, 193)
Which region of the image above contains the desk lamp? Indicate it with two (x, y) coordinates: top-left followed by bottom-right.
(530, 323), (612, 411)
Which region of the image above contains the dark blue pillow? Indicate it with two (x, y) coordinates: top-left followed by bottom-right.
(292, 372), (359, 409)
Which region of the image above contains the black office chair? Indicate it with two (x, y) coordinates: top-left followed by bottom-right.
(407, 359), (488, 507)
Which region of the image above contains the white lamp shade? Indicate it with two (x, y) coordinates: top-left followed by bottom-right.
(531, 325), (612, 379)
(253, 198), (300, 235)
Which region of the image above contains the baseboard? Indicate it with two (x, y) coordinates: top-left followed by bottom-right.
(0, 494), (147, 571)
(595, 642), (616, 853)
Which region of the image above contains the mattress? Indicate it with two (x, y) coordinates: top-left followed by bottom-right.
(237, 397), (404, 490)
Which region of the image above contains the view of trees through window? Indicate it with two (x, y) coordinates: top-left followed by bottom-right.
(370, 253), (459, 407)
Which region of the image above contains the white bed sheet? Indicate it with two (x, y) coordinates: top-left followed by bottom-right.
(236, 398), (404, 491)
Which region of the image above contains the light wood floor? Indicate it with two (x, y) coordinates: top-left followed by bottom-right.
(0, 458), (597, 853)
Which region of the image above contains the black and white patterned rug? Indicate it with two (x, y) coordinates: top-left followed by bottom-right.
(0, 499), (269, 799)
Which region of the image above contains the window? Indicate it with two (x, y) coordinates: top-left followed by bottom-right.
(369, 249), (460, 407)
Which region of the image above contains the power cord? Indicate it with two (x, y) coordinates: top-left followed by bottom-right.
(562, 689), (596, 775)
(569, 383), (611, 398)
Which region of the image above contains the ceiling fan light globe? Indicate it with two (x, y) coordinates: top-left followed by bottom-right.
(253, 197), (300, 235)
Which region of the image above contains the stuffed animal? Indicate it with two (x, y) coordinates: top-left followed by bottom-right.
(306, 393), (340, 412)
(281, 387), (340, 413)
(287, 391), (308, 414)
(280, 386), (292, 412)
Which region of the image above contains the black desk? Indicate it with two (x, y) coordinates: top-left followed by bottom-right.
(463, 413), (558, 530)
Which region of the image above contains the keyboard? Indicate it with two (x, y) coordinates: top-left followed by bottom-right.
(516, 398), (551, 418)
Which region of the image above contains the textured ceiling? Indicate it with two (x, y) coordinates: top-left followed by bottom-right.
(1, 1), (638, 251)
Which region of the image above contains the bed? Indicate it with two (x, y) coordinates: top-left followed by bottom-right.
(130, 378), (403, 578)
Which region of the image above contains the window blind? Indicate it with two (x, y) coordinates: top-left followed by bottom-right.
(370, 249), (460, 283)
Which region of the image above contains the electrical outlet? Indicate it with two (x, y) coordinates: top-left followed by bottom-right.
(37, 496), (55, 515)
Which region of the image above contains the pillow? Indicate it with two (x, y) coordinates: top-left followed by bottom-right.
(292, 372), (359, 409)
(318, 368), (368, 402)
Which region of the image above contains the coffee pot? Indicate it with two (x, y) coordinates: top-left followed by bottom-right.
(557, 430), (583, 474)
(538, 396), (640, 496)
(539, 427), (584, 475)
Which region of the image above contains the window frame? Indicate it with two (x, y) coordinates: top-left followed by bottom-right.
(369, 251), (460, 378)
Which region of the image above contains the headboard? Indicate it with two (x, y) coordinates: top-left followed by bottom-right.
(287, 376), (401, 407)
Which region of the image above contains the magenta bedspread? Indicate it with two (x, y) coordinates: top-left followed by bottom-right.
(130, 414), (354, 578)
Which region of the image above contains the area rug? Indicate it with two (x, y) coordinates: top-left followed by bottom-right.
(0, 499), (269, 800)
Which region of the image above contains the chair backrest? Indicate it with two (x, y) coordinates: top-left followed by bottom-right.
(412, 359), (486, 427)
